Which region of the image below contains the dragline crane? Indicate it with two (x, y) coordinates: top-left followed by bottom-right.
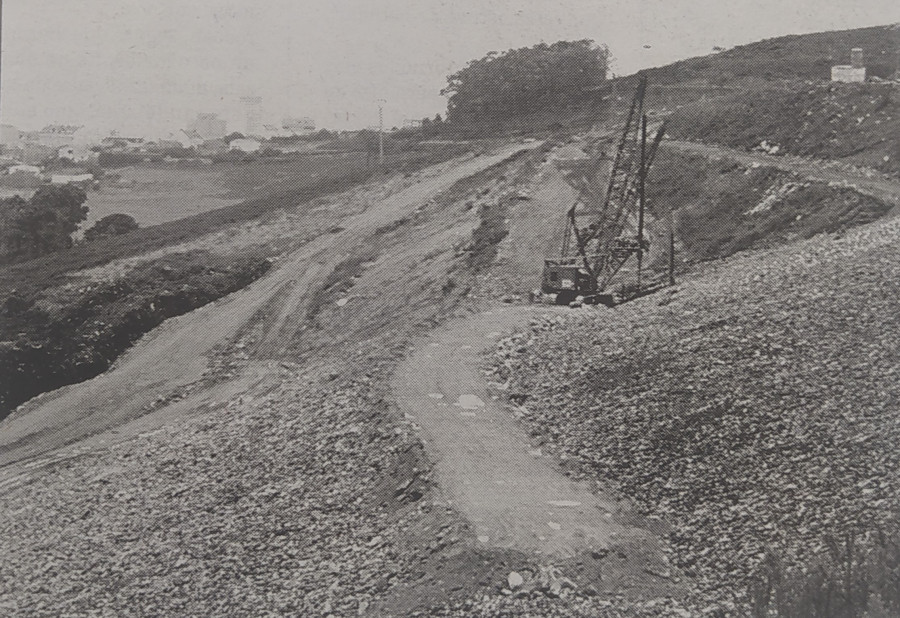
(541, 75), (666, 305)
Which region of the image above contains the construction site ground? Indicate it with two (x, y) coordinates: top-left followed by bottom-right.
(2, 131), (900, 615)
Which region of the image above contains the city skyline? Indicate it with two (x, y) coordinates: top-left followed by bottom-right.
(2, 0), (898, 136)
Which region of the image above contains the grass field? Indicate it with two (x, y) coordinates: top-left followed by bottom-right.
(84, 152), (394, 230)
(83, 166), (239, 229)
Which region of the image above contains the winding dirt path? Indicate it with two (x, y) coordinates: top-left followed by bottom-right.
(0, 145), (535, 469)
(393, 305), (639, 559)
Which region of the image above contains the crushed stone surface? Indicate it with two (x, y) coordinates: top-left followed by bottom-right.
(490, 213), (900, 606)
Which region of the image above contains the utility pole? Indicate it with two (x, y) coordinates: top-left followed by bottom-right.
(377, 98), (385, 167)
(636, 113), (647, 292)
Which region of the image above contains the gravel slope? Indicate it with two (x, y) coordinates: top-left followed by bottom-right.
(0, 363), (433, 615)
(491, 215), (900, 609)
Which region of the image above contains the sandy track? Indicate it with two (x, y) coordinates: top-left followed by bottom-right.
(393, 305), (640, 559)
(0, 144), (534, 469)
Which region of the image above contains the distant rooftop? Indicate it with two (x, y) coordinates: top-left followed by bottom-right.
(40, 124), (83, 135)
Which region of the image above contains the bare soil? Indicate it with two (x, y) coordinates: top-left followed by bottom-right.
(3, 124), (899, 616)
(0, 144), (533, 467)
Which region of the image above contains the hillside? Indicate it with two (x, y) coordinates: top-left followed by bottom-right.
(491, 211), (900, 613)
(5, 21), (900, 618)
(641, 23), (900, 88)
(666, 82), (900, 176)
(645, 147), (894, 266)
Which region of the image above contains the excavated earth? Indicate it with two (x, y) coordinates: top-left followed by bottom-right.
(490, 214), (900, 611)
(2, 132), (900, 616)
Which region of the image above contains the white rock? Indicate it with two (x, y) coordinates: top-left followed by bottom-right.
(507, 571), (524, 589)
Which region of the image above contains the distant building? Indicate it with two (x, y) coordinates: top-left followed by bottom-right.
(0, 124), (22, 146)
(148, 139), (184, 152)
(229, 138), (261, 153)
(282, 116), (316, 136)
(175, 129), (205, 149)
(240, 96), (263, 136)
(100, 134), (146, 152)
(58, 144), (96, 163)
(35, 124), (84, 149)
(51, 172), (93, 185)
(8, 164), (41, 176)
(832, 48), (867, 83)
(189, 112), (227, 140)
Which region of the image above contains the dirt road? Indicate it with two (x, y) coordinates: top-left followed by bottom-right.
(665, 139), (900, 207)
(0, 144), (535, 468)
(393, 305), (642, 559)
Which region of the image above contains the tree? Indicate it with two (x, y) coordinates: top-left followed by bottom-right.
(0, 184), (89, 263)
(224, 131), (245, 143)
(441, 39), (610, 123)
(84, 213), (139, 241)
(311, 128), (334, 141)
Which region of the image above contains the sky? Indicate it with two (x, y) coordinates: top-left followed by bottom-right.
(2, 0), (899, 136)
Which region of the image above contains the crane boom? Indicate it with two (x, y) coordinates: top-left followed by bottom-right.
(542, 75), (666, 304)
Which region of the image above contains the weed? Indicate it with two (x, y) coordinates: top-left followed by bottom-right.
(748, 524), (900, 617)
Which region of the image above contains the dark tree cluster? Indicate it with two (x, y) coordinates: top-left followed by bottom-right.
(0, 185), (89, 264)
(441, 39), (610, 123)
(84, 213), (139, 242)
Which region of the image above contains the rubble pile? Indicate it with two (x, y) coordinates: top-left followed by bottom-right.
(0, 365), (435, 616)
(491, 215), (900, 606)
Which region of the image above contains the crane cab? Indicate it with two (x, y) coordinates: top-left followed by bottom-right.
(542, 257), (597, 304)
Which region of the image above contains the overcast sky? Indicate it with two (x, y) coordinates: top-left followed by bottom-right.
(2, 0), (898, 136)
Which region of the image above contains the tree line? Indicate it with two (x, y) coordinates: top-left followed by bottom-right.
(0, 185), (137, 265)
(441, 39), (611, 124)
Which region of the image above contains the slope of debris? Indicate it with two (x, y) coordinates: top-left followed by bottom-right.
(0, 359), (447, 616)
(667, 82), (900, 176)
(490, 216), (900, 610)
(0, 353), (709, 617)
(646, 148), (894, 266)
(0, 142), (704, 617)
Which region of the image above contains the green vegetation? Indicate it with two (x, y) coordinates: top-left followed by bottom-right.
(442, 40), (610, 124)
(749, 531), (900, 617)
(646, 149), (893, 265)
(84, 213), (139, 241)
(0, 185), (88, 264)
(0, 250), (271, 420)
(640, 24), (899, 87)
